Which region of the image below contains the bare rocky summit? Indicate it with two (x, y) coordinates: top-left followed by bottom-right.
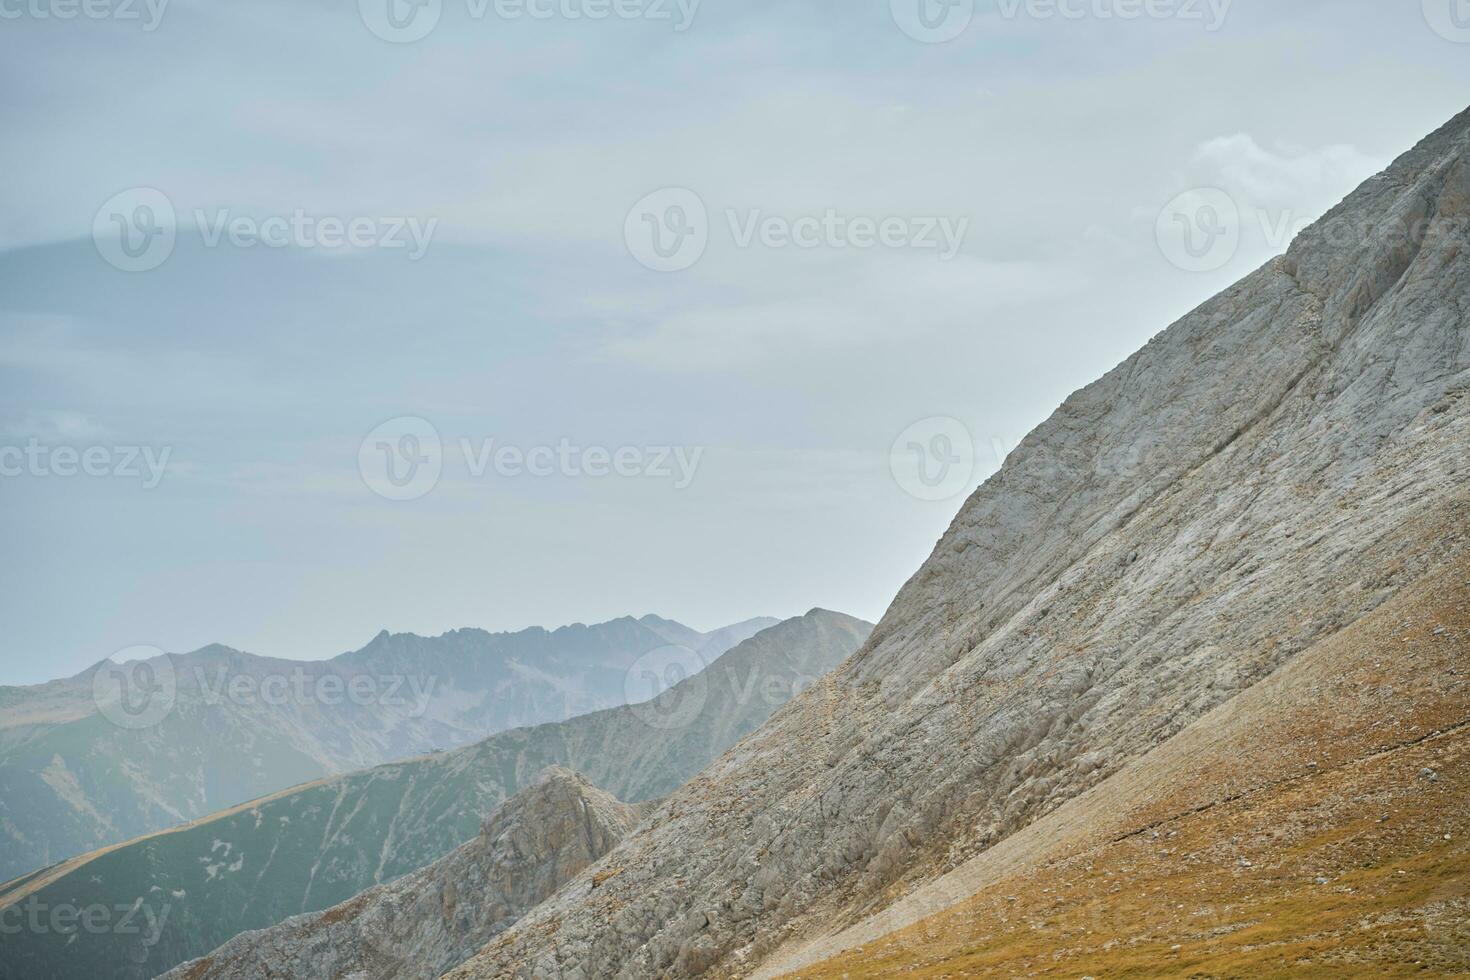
(164, 768), (644, 980)
(445, 107), (1470, 978)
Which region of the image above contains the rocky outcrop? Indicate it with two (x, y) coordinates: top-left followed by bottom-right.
(163, 769), (645, 980)
(446, 107), (1470, 978)
(0, 610), (869, 980)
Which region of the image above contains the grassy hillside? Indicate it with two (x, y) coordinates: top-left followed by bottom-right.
(783, 558), (1470, 978)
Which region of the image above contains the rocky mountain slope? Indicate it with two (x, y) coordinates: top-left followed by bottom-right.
(778, 551), (1468, 977)
(0, 610), (868, 980)
(0, 614), (774, 881)
(444, 107), (1470, 977)
(165, 769), (648, 980)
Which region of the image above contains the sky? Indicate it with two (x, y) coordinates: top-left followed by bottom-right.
(1, 0), (1467, 684)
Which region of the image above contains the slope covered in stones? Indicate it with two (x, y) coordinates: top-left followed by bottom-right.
(0, 610), (869, 980)
(778, 550), (1469, 977)
(446, 107), (1470, 978)
(166, 769), (647, 980)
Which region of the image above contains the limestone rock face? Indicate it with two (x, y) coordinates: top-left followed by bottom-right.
(445, 108), (1470, 978)
(162, 768), (644, 980)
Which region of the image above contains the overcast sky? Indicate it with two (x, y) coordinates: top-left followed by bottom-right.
(1, 0), (1467, 684)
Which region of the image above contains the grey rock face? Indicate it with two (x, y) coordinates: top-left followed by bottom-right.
(161, 769), (643, 980)
(446, 108), (1470, 978)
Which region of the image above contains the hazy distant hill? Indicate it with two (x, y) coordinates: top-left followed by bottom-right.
(162, 768), (651, 980)
(0, 614), (776, 881)
(0, 610), (869, 980)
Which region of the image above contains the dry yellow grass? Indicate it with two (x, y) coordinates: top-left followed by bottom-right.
(785, 555), (1470, 979)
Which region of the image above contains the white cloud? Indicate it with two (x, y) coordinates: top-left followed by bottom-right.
(1184, 133), (1384, 213)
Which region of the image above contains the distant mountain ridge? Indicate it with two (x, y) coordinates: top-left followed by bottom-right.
(0, 613), (778, 882)
(0, 610), (871, 980)
(163, 768), (650, 980)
